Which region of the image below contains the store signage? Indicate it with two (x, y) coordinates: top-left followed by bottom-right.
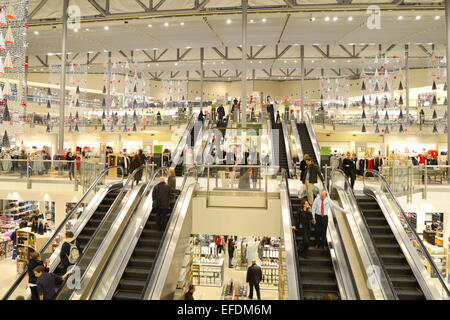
(154, 145), (163, 154)
(320, 146), (331, 156)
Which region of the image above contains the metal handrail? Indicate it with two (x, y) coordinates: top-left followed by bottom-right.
(320, 172), (360, 300)
(304, 112), (321, 166)
(363, 169), (450, 297)
(55, 165), (147, 299)
(331, 169), (398, 300)
(84, 167), (169, 299)
(170, 115), (195, 171)
(140, 167), (196, 299)
(1, 165), (124, 300)
(282, 170), (303, 300)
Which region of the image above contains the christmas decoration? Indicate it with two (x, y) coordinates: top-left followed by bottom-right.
(4, 26), (13, 44)
(361, 81), (366, 91)
(47, 100), (51, 108)
(398, 81), (403, 91)
(0, 32), (5, 50)
(399, 123), (404, 133)
(375, 123), (380, 133)
(2, 131), (9, 148)
(2, 102), (10, 121)
(432, 80), (437, 90)
(432, 95), (437, 106)
(385, 125), (390, 134)
(433, 122), (438, 133)
(399, 96), (403, 105)
(361, 123), (366, 133)
(75, 123), (79, 132)
(432, 109), (437, 119)
(362, 108), (366, 119)
(3, 51), (12, 69)
(384, 111), (389, 120)
(102, 123), (105, 131)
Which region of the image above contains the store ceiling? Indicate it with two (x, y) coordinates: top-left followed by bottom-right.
(24, 0), (447, 80)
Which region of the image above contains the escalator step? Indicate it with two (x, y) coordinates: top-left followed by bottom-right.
(301, 278), (338, 291)
(123, 267), (150, 279)
(299, 256), (332, 267)
(128, 257), (155, 267)
(369, 225), (392, 234)
(390, 276), (421, 288)
(118, 279), (146, 291)
(133, 247), (158, 257)
(303, 290), (339, 300)
(112, 291), (141, 300)
(137, 238), (162, 248)
(395, 288), (425, 300)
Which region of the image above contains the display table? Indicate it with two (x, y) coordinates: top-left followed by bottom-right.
(192, 258), (224, 287)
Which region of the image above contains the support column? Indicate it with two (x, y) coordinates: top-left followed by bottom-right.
(252, 69), (255, 92)
(405, 44), (410, 122)
(200, 48), (204, 111)
(106, 51), (112, 115)
(58, 0), (69, 154)
(241, 0), (248, 127)
(24, 56), (28, 119)
(446, 0), (450, 182)
(300, 45), (305, 123)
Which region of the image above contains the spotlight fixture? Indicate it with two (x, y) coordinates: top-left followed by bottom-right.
(104, 26), (109, 30)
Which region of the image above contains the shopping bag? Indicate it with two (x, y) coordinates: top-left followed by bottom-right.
(25, 285), (31, 297)
(12, 249), (16, 260)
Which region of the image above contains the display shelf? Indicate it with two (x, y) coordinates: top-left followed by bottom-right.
(15, 227), (52, 274)
(192, 258), (224, 287)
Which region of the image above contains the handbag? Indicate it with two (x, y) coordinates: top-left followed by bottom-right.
(25, 285), (31, 297)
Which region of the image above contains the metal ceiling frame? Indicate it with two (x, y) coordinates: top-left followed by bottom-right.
(27, 0), (444, 26)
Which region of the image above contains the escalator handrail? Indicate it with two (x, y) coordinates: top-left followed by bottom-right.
(139, 167), (197, 299)
(55, 165), (148, 299)
(1, 165), (124, 300)
(304, 112), (321, 165)
(170, 115), (196, 170)
(363, 169), (450, 297)
(281, 120), (295, 176)
(320, 172), (360, 300)
(331, 169), (398, 300)
(85, 167), (169, 299)
(283, 171), (304, 300)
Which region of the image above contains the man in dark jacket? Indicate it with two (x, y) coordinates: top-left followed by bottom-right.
(302, 158), (325, 205)
(299, 154), (309, 184)
(34, 265), (73, 300)
(59, 231), (81, 272)
(27, 252), (48, 300)
(246, 260), (262, 300)
(152, 177), (175, 231)
(217, 105), (225, 125)
(227, 238), (235, 268)
(342, 152), (357, 190)
(138, 149), (147, 165)
(184, 285), (195, 300)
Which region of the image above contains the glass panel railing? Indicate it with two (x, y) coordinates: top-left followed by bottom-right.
(2, 166), (124, 300)
(363, 170), (450, 300)
(56, 165), (148, 300)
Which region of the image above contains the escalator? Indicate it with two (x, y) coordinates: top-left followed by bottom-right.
(52, 187), (122, 289)
(297, 123), (318, 165)
(290, 196), (340, 299)
(268, 106), (289, 173)
(111, 195), (179, 300)
(355, 194), (426, 300)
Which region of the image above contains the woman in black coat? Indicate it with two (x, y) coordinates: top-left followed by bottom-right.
(342, 152), (356, 190)
(130, 154), (143, 187)
(296, 200), (313, 259)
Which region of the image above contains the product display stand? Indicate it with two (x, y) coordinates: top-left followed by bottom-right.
(192, 258), (224, 287)
(173, 238), (194, 300)
(221, 281), (248, 300)
(15, 227), (51, 273)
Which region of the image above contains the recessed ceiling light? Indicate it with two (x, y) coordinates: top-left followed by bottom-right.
(258, 61), (262, 64)
(416, 16), (421, 20)
(333, 17), (338, 21)
(325, 17), (330, 22)
(262, 18), (266, 22)
(180, 22), (184, 26)
(47, 53), (53, 56)
(174, 62), (178, 66)
(332, 60), (336, 63)
(398, 16), (403, 20)
(85, 28), (89, 31)
(164, 22), (169, 27)
(148, 24), (152, 27)
(227, 19), (232, 24)
(156, 63), (159, 66)
(250, 19), (254, 23)
(104, 26), (109, 30)
(311, 17), (316, 22)
(186, 46), (191, 49)
(74, 29), (78, 32)
(348, 17), (353, 21)
(34, 31), (39, 35)
(312, 60), (315, 63)
(284, 60), (287, 63)
(435, 16), (440, 20)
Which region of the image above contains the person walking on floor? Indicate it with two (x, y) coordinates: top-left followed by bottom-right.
(130, 154), (143, 187)
(27, 252), (49, 300)
(342, 152), (357, 190)
(59, 231), (81, 272)
(33, 265), (73, 300)
(227, 238), (235, 268)
(152, 176), (174, 231)
(246, 260), (262, 300)
(311, 191), (349, 249)
(66, 151), (75, 181)
(301, 158), (325, 205)
(184, 285), (195, 300)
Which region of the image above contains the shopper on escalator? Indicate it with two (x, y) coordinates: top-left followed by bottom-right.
(299, 154), (309, 185)
(198, 110), (204, 123)
(293, 200), (313, 259)
(27, 252), (49, 300)
(311, 191), (349, 249)
(33, 265), (74, 300)
(276, 111), (281, 124)
(302, 158), (325, 205)
(59, 231), (81, 272)
(152, 177), (175, 231)
(342, 152), (357, 190)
